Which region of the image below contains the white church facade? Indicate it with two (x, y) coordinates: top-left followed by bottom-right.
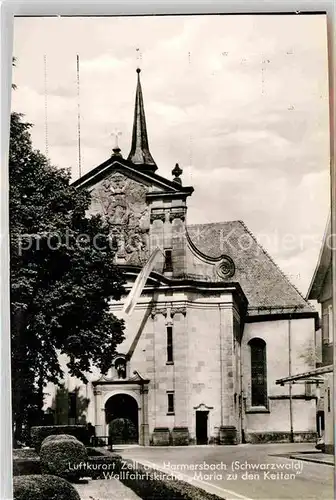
(50, 69), (319, 446)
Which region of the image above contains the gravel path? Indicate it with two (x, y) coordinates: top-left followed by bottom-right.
(74, 477), (141, 500)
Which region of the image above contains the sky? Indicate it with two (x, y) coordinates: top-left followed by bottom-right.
(11, 14), (330, 295)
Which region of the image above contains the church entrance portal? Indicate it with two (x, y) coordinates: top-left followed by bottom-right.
(196, 411), (208, 444)
(105, 394), (139, 444)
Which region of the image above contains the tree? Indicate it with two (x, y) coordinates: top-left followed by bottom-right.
(10, 112), (125, 441)
(48, 384), (90, 425)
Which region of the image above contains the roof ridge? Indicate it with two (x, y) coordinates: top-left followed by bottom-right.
(187, 220), (241, 227)
(237, 220), (312, 308)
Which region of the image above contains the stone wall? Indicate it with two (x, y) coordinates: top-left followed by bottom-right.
(105, 287), (241, 445)
(242, 318), (317, 442)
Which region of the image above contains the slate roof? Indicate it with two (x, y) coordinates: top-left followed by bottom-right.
(187, 220), (314, 314)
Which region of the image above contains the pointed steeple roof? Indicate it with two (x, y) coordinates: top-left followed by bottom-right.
(127, 68), (157, 172)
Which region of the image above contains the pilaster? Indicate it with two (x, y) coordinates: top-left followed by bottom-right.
(149, 215), (165, 272)
(219, 304), (237, 443)
(140, 386), (150, 446)
(149, 200), (188, 277)
(152, 309), (169, 427)
(170, 206), (187, 278)
(93, 388), (105, 437)
(170, 307), (188, 428)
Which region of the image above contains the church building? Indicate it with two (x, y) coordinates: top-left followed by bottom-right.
(53, 68), (319, 446)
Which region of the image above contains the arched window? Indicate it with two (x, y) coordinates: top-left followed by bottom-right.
(249, 338), (267, 407)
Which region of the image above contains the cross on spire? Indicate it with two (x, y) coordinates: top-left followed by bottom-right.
(127, 68), (157, 171)
(135, 47), (142, 62)
(112, 128), (122, 148)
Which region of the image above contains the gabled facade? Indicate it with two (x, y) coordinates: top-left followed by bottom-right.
(49, 69), (319, 446)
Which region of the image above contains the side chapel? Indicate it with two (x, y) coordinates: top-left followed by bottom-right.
(52, 68), (319, 446)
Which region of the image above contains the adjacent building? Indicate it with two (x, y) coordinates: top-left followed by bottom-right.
(276, 217), (334, 454)
(307, 218), (333, 454)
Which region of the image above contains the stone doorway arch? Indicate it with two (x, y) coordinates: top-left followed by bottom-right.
(105, 393), (139, 444)
(93, 375), (150, 446)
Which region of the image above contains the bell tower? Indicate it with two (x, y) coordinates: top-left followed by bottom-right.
(125, 68), (194, 277)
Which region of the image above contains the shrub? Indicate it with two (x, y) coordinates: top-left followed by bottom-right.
(40, 438), (87, 481)
(13, 474), (80, 500)
(42, 434), (78, 447)
(13, 458), (41, 476)
(13, 449), (38, 460)
(108, 418), (137, 444)
(86, 447), (104, 457)
(31, 425), (88, 452)
(118, 458), (222, 500)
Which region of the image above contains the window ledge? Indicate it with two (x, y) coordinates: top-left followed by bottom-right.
(245, 406), (270, 414)
(167, 412), (175, 416)
(166, 361), (174, 365)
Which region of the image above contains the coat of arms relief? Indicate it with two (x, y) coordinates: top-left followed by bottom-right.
(90, 172), (150, 265)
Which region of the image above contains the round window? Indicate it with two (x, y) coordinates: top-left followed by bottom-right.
(216, 256), (235, 279)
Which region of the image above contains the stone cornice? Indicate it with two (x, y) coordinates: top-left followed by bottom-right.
(92, 379), (149, 387)
(170, 306), (187, 317)
(146, 191), (193, 201)
(246, 309), (319, 329)
(150, 210), (166, 224)
(169, 209), (186, 223)
(151, 307), (168, 318)
(72, 157), (193, 197)
(151, 305), (187, 318)
(117, 265), (249, 316)
(193, 403), (214, 410)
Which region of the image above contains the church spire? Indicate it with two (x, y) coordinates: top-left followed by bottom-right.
(127, 68), (157, 171)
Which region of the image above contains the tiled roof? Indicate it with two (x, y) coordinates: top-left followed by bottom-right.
(187, 220), (314, 313)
